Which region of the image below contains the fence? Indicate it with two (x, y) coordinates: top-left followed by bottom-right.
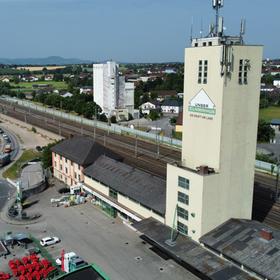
(1, 96), (182, 147)
(255, 160), (279, 176)
(2, 96), (278, 176)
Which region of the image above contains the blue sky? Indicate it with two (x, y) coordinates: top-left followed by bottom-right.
(0, 0), (278, 62)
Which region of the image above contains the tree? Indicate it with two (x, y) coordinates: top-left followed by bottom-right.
(41, 141), (60, 169)
(110, 115), (117, 123)
(149, 110), (160, 121)
(258, 119), (275, 142)
(98, 113), (108, 122)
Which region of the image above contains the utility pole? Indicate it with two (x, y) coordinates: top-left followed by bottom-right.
(80, 118), (83, 135)
(59, 120), (61, 136)
(275, 157), (280, 202)
(135, 135), (138, 158)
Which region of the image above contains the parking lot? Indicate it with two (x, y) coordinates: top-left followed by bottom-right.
(0, 183), (199, 280)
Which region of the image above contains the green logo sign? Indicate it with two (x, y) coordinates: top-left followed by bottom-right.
(188, 89), (216, 115)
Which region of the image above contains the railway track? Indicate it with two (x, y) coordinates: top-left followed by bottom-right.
(1, 100), (280, 229)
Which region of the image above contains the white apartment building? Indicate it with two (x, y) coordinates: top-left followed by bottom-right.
(93, 61), (134, 118)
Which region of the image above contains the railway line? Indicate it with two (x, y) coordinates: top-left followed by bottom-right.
(0, 99), (280, 229)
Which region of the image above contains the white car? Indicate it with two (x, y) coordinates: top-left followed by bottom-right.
(40, 236), (60, 247)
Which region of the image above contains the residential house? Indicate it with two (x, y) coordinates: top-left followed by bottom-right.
(153, 90), (177, 102)
(139, 101), (160, 115)
(61, 92), (73, 98)
(273, 80), (280, 88)
(161, 99), (180, 115)
(1, 77), (10, 83)
(80, 86), (93, 95)
(51, 136), (122, 186)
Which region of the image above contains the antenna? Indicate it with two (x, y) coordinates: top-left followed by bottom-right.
(240, 18), (246, 44)
(212, 0), (224, 36)
(200, 18), (203, 38)
(190, 17), (194, 44)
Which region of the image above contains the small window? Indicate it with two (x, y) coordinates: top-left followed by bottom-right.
(60, 155), (62, 160)
(54, 161), (57, 167)
(177, 221), (188, 235)
(74, 172), (77, 179)
(109, 189), (118, 200)
(65, 159), (68, 164)
(194, 43), (198, 47)
(65, 167), (68, 174)
(203, 42), (207, 46)
(177, 206), (188, 220)
(208, 42), (212, 46)
(78, 174), (81, 181)
(178, 176), (189, 190)
(178, 192), (189, 205)
(60, 164), (62, 171)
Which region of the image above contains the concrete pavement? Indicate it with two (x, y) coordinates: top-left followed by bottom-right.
(0, 184), (199, 280)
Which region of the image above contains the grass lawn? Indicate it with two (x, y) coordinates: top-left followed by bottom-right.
(3, 149), (42, 180)
(259, 106), (280, 122)
(11, 80), (67, 90)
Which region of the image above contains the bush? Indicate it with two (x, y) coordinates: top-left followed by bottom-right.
(31, 127), (37, 133)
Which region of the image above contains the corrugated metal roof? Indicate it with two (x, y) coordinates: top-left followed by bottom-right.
(134, 218), (255, 280)
(51, 136), (122, 167)
(200, 219), (280, 280)
(84, 155), (166, 215)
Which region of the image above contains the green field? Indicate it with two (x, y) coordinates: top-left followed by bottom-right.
(11, 80), (67, 90)
(259, 106), (280, 122)
(3, 149), (42, 179)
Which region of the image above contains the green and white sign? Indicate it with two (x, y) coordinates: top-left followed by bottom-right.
(188, 89), (216, 115)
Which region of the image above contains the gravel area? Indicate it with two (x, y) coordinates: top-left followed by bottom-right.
(0, 113), (63, 149)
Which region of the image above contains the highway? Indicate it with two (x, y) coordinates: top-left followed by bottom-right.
(0, 99), (280, 229)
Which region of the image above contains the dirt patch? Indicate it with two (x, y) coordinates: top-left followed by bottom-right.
(0, 114), (63, 149)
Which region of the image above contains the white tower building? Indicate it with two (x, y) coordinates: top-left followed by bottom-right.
(93, 61), (134, 118)
(165, 1), (263, 241)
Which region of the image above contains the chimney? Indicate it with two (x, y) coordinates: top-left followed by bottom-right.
(198, 165), (209, 175)
(260, 229), (273, 241)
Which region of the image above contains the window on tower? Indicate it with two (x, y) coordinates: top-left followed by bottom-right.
(178, 192), (189, 205)
(198, 60), (208, 84)
(178, 176), (189, 189)
(238, 59), (249, 85)
(177, 221), (188, 235)
(177, 206), (189, 220)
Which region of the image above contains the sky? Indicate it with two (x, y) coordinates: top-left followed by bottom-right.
(0, 0), (278, 62)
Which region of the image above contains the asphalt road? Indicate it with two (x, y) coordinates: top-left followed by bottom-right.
(0, 179), (14, 211)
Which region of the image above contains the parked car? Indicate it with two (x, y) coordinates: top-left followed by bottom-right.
(40, 236), (60, 247)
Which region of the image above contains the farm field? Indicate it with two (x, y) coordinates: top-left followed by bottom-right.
(16, 66), (66, 71)
(11, 81), (67, 90)
(259, 106), (280, 122)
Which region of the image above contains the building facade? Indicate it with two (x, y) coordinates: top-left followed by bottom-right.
(165, 36), (263, 241)
(93, 61), (135, 117)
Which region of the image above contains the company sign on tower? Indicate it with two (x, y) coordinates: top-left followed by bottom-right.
(188, 89), (216, 115)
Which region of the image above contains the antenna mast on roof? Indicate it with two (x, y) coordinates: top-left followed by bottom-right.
(212, 0), (224, 36)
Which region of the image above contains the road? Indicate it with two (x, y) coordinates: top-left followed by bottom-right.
(0, 179), (15, 210)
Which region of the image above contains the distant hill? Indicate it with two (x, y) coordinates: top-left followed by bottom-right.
(0, 56), (92, 65)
